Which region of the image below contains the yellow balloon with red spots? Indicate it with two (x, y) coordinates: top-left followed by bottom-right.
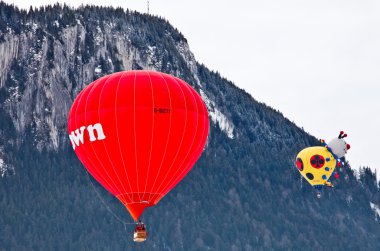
(295, 146), (337, 186)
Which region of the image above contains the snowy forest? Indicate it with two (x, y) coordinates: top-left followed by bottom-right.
(1, 2), (380, 250)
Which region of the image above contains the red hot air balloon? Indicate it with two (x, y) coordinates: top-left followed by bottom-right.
(67, 70), (209, 223)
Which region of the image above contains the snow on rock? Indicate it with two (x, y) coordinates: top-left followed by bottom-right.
(370, 202), (380, 219)
(200, 89), (234, 139)
(0, 158), (5, 177)
(175, 41), (202, 87)
(346, 194), (353, 205)
(95, 65), (102, 74)
(0, 150), (13, 177)
(95, 25), (103, 46)
(0, 34), (20, 88)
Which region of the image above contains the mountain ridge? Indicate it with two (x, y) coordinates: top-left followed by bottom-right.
(1, 2), (380, 250)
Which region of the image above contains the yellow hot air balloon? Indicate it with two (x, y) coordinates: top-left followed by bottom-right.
(295, 131), (350, 198)
(296, 146), (336, 186)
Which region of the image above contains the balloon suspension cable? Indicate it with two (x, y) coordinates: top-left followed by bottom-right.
(85, 170), (136, 226)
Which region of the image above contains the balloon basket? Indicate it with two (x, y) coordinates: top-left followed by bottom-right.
(133, 230), (147, 242)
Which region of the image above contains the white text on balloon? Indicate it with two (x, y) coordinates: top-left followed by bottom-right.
(69, 123), (106, 150)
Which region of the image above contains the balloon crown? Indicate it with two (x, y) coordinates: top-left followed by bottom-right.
(320, 130), (350, 161)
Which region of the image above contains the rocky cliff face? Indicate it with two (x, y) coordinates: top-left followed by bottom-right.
(0, 13), (183, 150)
(1, 3), (380, 250)
(0, 5), (234, 157)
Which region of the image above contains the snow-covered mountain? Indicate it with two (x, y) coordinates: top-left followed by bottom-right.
(1, 2), (380, 250)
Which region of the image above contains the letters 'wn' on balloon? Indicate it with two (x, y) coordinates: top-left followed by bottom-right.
(68, 70), (209, 221)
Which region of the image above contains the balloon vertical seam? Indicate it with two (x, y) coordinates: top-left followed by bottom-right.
(114, 72), (134, 202)
(153, 75), (189, 197)
(79, 78), (117, 194)
(82, 77), (120, 195)
(98, 75), (131, 199)
(142, 71), (155, 203)
(156, 79), (200, 197)
(147, 72), (173, 202)
(133, 71), (142, 202)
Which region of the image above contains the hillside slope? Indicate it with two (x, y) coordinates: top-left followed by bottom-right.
(0, 2), (379, 250)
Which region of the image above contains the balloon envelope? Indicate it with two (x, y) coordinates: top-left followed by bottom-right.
(68, 71), (209, 220)
(296, 146), (337, 187)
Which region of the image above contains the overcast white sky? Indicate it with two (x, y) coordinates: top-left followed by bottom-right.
(5, 0), (380, 176)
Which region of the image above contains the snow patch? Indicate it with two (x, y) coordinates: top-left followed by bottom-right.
(47, 116), (59, 149)
(95, 26), (102, 45)
(53, 20), (59, 27)
(0, 147), (14, 177)
(0, 155), (12, 178)
(25, 22), (38, 32)
(147, 45), (155, 56)
(33, 52), (42, 61)
(0, 158), (5, 177)
(346, 194), (353, 205)
(95, 65), (102, 74)
(175, 42), (202, 87)
(32, 23), (38, 33)
(370, 202), (380, 218)
(200, 89), (234, 139)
